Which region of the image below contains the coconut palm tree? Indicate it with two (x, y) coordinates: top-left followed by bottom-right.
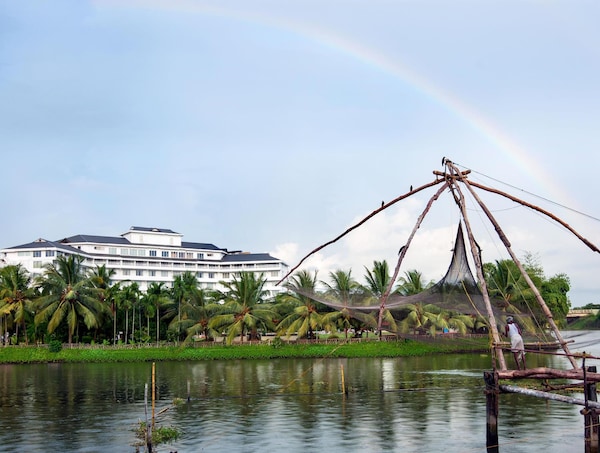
(321, 269), (367, 339)
(34, 255), (108, 344)
(117, 282), (140, 343)
(277, 270), (325, 340)
(210, 272), (277, 345)
(88, 264), (116, 341)
(398, 302), (445, 335)
(179, 287), (219, 343)
(363, 260), (398, 337)
(169, 271), (199, 342)
(395, 269), (433, 296)
(144, 282), (171, 344)
(0, 264), (36, 344)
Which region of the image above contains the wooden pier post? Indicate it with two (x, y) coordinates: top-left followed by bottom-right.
(584, 366), (599, 453)
(484, 371), (499, 453)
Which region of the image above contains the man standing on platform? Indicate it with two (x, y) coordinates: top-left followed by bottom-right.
(505, 316), (526, 370)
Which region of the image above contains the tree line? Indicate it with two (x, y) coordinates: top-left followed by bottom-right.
(0, 253), (571, 345)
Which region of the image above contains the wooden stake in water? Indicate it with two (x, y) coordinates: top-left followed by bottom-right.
(340, 364), (347, 395)
(187, 379), (191, 402)
(152, 362), (156, 430)
(145, 383), (153, 452)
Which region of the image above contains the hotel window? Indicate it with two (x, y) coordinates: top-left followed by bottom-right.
(149, 250), (157, 257)
(45, 250), (55, 257)
(123, 269), (130, 276)
(109, 248), (117, 255)
(161, 251), (168, 257)
(149, 270), (156, 277)
(178, 252), (185, 258)
(197, 253), (204, 259)
(223, 273), (230, 278)
(196, 272), (203, 278)
(208, 272), (215, 279)
(129, 249), (137, 256)
(121, 249), (129, 255)
(271, 271), (279, 277)
(161, 270), (169, 277)
(33, 251), (42, 257)
(33, 261), (42, 268)
(17, 251), (30, 256)
(186, 253), (193, 259)
(136, 269), (143, 276)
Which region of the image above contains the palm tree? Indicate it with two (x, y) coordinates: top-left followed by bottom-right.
(277, 270), (324, 340)
(170, 271), (199, 342)
(88, 265), (115, 341)
(484, 260), (533, 313)
(395, 269), (433, 296)
(106, 282), (122, 345)
(117, 283), (140, 343)
(321, 269), (365, 339)
(144, 282), (171, 344)
(210, 272), (277, 345)
(0, 265), (36, 344)
(399, 302), (445, 335)
(363, 260), (398, 337)
(34, 255), (108, 344)
(180, 287), (219, 343)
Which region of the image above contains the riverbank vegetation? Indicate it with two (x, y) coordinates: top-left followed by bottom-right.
(0, 254), (571, 348)
(0, 336), (491, 364)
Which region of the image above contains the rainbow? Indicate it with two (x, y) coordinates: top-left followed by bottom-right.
(98, 0), (565, 202)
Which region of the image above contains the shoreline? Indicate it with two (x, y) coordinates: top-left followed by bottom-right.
(0, 337), (491, 365)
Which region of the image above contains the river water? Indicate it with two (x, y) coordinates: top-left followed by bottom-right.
(0, 331), (598, 453)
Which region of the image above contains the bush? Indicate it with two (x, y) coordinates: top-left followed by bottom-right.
(270, 337), (284, 349)
(48, 340), (62, 353)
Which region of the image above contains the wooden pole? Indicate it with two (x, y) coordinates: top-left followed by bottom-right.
(340, 364), (347, 395)
(444, 165), (506, 370)
(484, 371), (499, 453)
(499, 385), (600, 408)
(151, 362), (156, 431)
(276, 178), (446, 285)
(450, 162), (579, 369)
(377, 181), (449, 335)
(144, 383), (153, 453)
(584, 366), (599, 453)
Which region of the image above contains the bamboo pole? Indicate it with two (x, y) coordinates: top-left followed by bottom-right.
(151, 362), (156, 431)
(499, 384), (600, 409)
(447, 161), (579, 369)
(144, 383), (153, 453)
(276, 178), (446, 285)
(498, 367), (600, 381)
(444, 165), (506, 370)
(377, 181), (450, 335)
(468, 180), (600, 254)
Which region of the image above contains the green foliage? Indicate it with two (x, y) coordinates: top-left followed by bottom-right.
(48, 339), (62, 353)
(0, 338), (490, 365)
(135, 422), (181, 446)
(270, 336), (284, 349)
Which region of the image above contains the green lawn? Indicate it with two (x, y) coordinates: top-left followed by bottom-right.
(0, 337), (490, 364)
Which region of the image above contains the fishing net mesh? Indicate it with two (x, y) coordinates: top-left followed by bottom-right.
(290, 223), (531, 329)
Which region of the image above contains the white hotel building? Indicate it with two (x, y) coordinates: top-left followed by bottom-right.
(0, 226), (288, 296)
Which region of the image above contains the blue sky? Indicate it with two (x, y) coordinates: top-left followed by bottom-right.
(1, 0), (598, 306)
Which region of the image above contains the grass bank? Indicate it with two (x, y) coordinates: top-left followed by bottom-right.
(0, 337), (490, 365)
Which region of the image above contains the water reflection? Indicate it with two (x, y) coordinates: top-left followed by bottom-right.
(0, 332), (598, 452)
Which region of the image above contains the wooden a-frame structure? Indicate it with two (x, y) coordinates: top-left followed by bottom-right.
(279, 158), (599, 374)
